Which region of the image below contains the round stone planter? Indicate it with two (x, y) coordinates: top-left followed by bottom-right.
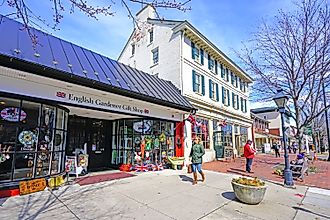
(231, 181), (267, 205)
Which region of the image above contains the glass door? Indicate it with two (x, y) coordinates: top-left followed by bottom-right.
(213, 131), (224, 158)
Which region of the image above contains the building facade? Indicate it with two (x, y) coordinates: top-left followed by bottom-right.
(0, 15), (192, 187)
(118, 6), (253, 163)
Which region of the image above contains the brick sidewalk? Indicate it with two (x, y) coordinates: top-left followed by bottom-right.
(203, 154), (330, 190)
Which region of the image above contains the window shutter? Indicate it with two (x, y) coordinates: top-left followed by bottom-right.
(192, 70), (196, 92)
(209, 79), (212, 99)
(222, 86), (225, 104)
(231, 72), (234, 85)
(232, 92), (235, 107)
(200, 49), (204, 65)
(241, 97), (244, 111)
(208, 54), (211, 70)
(244, 99), (247, 113)
(226, 69), (229, 81)
(227, 90), (230, 106)
(215, 61), (218, 74)
(221, 64), (224, 78)
(191, 42), (195, 60)
(201, 75), (205, 95)
(237, 95), (239, 110)
(216, 84), (219, 101)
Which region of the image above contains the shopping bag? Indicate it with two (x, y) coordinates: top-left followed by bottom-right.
(187, 164), (192, 174)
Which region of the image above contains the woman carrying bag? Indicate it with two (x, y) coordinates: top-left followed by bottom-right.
(189, 137), (205, 185)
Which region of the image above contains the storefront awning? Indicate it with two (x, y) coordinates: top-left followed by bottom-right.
(0, 15), (193, 112)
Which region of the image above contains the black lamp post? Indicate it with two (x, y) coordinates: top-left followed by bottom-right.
(273, 89), (294, 187)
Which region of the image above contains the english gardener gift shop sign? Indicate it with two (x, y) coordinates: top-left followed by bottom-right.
(0, 66), (182, 121)
(56, 92), (150, 115)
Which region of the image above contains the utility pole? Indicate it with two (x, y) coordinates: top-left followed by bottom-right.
(322, 81), (330, 161)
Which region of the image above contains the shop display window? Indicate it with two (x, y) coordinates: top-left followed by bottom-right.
(192, 118), (210, 149)
(112, 119), (176, 166)
(0, 96), (68, 183)
(222, 124), (233, 148)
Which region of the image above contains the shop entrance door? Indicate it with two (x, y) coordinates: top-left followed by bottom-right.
(213, 131), (224, 159)
(67, 116), (111, 171)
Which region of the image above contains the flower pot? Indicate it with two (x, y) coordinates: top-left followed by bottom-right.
(231, 181), (267, 205)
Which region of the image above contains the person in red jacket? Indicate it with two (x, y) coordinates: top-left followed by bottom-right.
(244, 140), (256, 173)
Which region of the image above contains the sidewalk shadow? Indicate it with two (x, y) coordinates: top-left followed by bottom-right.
(230, 168), (246, 173)
(292, 206), (330, 219)
(221, 192), (237, 201)
(179, 175), (193, 183)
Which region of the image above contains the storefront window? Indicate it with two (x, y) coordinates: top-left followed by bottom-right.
(112, 119), (176, 165)
(222, 124), (233, 148)
(192, 118), (210, 149)
(0, 96), (68, 183)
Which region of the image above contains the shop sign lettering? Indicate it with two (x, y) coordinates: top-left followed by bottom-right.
(19, 178), (46, 195)
(56, 92), (150, 115)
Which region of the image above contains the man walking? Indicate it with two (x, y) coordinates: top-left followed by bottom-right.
(244, 140), (256, 173)
(274, 143), (280, 158)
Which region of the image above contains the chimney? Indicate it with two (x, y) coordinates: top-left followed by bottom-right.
(136, 4), (156, 23)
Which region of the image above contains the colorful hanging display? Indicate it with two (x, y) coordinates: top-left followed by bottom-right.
(1, 107), (26, 122)
(18, 130), (37, 146)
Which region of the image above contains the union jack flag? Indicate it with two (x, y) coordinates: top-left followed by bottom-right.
(135, 164), (148, 172)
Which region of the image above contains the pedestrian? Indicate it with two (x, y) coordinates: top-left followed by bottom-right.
(274, 143), (280, 158)
(244, 140), (256, 173)
(189, 136), (205, 185)
(292, 143), (297, 154)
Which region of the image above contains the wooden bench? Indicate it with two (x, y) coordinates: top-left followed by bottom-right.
(290, 158), (309, 181)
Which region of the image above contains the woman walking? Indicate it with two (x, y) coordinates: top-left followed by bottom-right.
(190, 137), (205, 185)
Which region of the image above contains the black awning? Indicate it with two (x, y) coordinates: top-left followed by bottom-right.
(0, 15), (193, 112)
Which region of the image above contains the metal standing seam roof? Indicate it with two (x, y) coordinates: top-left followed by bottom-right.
(0, 15), (193, 111)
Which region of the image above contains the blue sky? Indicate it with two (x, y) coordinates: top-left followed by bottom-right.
(0, 0), (296, 108)
(0, 0), (295, 60)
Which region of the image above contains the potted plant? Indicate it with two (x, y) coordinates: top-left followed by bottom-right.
(231, 177), (267, 205)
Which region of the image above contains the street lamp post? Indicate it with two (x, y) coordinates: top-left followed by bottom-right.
(273, 89), (294, 187)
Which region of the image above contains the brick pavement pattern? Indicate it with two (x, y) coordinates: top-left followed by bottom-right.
(203, 154), (330, 190)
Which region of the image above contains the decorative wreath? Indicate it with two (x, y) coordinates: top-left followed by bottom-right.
(18, 130), (37, 145)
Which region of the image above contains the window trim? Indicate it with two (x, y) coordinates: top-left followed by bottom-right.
(151, 47), (159, 65)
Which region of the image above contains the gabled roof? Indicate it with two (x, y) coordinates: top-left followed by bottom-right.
(0, 15), (193, 112)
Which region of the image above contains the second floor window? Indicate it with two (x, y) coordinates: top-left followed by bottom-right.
(222, 86), (230, 106)
(192, 70), (205, 95)
(209, 80), (219, 101)
(152, 47), (159, 65)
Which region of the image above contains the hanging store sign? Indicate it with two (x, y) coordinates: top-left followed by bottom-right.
(19, 178), (47, 195)
(1, 107), (26, 122)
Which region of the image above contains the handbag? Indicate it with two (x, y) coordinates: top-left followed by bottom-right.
(187, 164), (192, 174)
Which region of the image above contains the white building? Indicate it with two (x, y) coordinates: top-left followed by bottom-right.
(118, 6), (253, 162)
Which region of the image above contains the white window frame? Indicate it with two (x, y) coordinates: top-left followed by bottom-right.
(149, 29), (154, 43)
(210, 81), (216, 100)
(152, 47), (159, 65)
(209, 58), (215, 72)
(224, 88), (228, 106)
(193, 46), (200, 62)
(194, 73), (202, 94)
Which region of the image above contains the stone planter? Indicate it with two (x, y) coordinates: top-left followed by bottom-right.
(231, 181), (267, 205)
